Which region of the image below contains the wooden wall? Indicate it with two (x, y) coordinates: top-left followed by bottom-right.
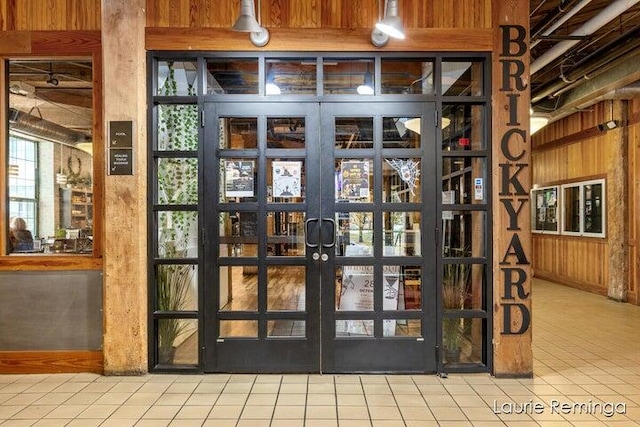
(0, 0), (101, 31)
(532, 100), (638, 304)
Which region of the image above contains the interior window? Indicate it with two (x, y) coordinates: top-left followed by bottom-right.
(7, 59), (94, 255)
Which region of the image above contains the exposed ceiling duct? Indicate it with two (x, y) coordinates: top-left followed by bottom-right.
(531, 0), (640, 75)
(9, 107), (91, 145)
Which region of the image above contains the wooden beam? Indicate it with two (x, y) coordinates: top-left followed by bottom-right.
(145, 27), (493, 52)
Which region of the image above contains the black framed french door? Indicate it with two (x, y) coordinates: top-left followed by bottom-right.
(203, 101), (437, 373)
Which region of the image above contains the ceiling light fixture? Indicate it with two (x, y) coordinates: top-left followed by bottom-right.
(371, 0), (405, 48)
(232, 0), (270, 47)
(46, 73), (59, 86)
(403, 117), (451, 134)
(357, 70), (374, 95)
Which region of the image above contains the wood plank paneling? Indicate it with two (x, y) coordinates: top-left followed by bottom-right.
(3, 0), (100, 31)
(0, 351), (103, 374)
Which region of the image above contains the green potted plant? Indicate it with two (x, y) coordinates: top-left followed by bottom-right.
(155, 61), (199, 364)
(442, 260), (471, 364)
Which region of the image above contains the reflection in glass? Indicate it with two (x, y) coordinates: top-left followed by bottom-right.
(218, 212), (258, 258)
(335, 212), (374, 256)
(267, 266), (306, 310)
(219, 266), (257, 311)
(157, 60), (198, 96)
(266, 59), (317, 95)
(442, 61), (484, 96)
(335, 159), (373, 202)
(383, 212), (421, 256)
(156, 264), (198, 311)
(157, 319), (198, 366)
(441, 211), (486, 258)
(584, 183), (603, 233)
(267, 118), (306, 149)
(157, 158), (198, 204)
(158, 105), (199, 151)
(219, 159), (258, 203)
(334, 118), (373, 149)
(219, 320), (258, 338)
(381, 59), (434, 94)
(383, 319), (421, 337)
(157, 211), (198, 258)
(442, 263), (484, 310)
(383, 117), (421, 149)
(442, 104), (485, 151)
(335, 266), (374, 311)
(267, 159), (305, 202)
(336, 320), (374, 337)
(323, 59), (375, 95)
(268, 320), (306, 337)
(267, 212), (306, 256)
(563, 186), (580, 232)
(383, 159), (421, 202)
(206, 58), (258, 94)
(442, 317), (483, 365)
(381, 265), (421, 311)
(218, 117), (257, 149)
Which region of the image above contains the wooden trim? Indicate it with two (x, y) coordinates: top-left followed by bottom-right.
(533, 125), (605, 153)
(0, 256), (103, 271)
(91, 50), (104, 258)
(0, 31), (31, 54)
(0, 351), (103, 374)
(0, 30), (100, 55)
(145, 27), (493, 52)
(534, 270), (608, 297)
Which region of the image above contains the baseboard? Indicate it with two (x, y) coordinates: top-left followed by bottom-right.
(0, 350), (103, 374)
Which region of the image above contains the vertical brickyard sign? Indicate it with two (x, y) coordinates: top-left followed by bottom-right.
(493, 0), (533, 377)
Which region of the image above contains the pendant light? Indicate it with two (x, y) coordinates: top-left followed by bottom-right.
(371, 0), (405, 47)
(232, 0), (270, 47)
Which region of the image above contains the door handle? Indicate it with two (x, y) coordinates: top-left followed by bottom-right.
(322, 217), (337, 248)
(305, 218), (319, 248)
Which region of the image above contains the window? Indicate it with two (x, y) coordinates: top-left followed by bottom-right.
(6, 59), (94, 255)
(531, 186), (559, 233)
(561, 179), (605, 238)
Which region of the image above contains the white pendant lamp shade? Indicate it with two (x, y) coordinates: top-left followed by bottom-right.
(357, 71), (374, 95)
(404, 117), (451, 134)
(232, 0), (270, 47)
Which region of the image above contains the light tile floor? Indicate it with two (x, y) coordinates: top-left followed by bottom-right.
(1, 278), (640, 426)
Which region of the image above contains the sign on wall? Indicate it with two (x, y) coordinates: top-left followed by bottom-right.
(108, 121), (134, 175)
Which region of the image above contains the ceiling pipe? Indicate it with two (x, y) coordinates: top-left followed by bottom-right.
(531, 0), (589, 47)
(532, 26), (640, 103)
(531, 0), (640, 75)
(9, 107), (90, 145)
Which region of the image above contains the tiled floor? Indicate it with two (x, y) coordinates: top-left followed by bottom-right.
(1, 278), (639, 426)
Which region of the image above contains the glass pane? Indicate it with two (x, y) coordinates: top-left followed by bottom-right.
(336, 159), (373, 202)
(219, 117), (257, 149)
(336, 266), (374, 311)
(157, 104), (199, 151)
(219, 266), (257, 311)
(157, 158), (198, 205)
(383, 159), (422, 202)
(443, 317), (484, 365)
(268, 266), (306, 311)
(584, 183), (603, 234)
(442, 60), (484, 96)
(219, 159), (257, 203)
(267, 212), (306, 256)
(268, 320), (306, 337)
(381, 59), (434, 94)
(220, 320), (258, 338)
(442, 104), (486, 150)
(157, 318), (198, 366)
(206, 58), (258, 94)
(218, 212), (258, 258)
(266, 58), (316, 95)
(383, 212), (421, 257)
(157, 211), (198, 258)
(267, 117), (306, 149)
(267, 159), (305, 202)
(563, 186), (580, 232)
(335, 212), (374, 256)
(532, 187), (558, 232)
(384, 118), (421, 149)
(442, 157), (487, 204)
(441, 211), (486, 258)
(334, 117), (373, 149)
(443, 263), (484, 310)
(382, 265), (402, 311)
(156, 264), (198, 311)
(157, 60), (198, 96)
(324, 59), (375, 95)
(401, 266), (422, 310)
(336, 320), (374, 337)
(384, 319), (421, 337)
